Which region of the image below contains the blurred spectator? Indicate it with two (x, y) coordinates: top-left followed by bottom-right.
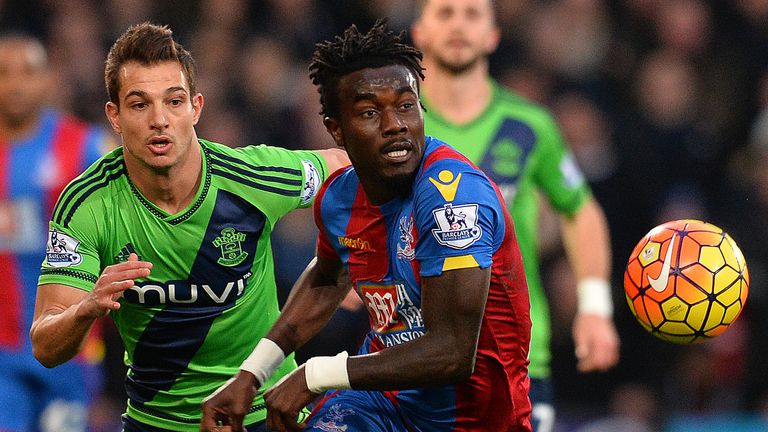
(0, 32), (114, 432)
(719, 66), (768, 415)
(552, 91), (618, 185)
(45, 2), (108, 121)
(617, 50), (719, 232)
(525, 0), (612, 83)
(190, 25), (247, 146)
(237, 35), (303, 148)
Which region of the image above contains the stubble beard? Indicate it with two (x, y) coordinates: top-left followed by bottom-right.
(387, 169), (419, 199)
(0, 104), (39, 131)
(434, 53), (481, 76)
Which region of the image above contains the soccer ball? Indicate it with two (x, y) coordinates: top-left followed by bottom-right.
(623, 219), (749, 344)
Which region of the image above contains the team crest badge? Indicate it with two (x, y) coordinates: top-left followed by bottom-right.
(313, 404), (355, 432)
(431, 203), (482, 249)
(213, 227), (248, 266)
(45, 228), (83, 267)
(396, 215), (415, 260)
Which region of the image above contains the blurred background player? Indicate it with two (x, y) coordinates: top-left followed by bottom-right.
(0, 33), (114, 432)
(411, 1), (620, 430)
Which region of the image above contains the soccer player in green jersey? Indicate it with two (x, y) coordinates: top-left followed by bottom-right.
(29, 23), (348, 432)
(412, 1), (620, 430)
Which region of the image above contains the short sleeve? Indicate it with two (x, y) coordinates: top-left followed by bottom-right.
(413, 164), (506, 277)
(38, 215), (102, 292)
(531, 114), (591, 215)
(232, 144), (329, 220)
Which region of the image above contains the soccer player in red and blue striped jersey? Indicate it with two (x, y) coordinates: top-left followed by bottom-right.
(202, 20), (532, 432)
(0, 34), (114, 432)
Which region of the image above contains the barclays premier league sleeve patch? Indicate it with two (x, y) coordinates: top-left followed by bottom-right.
(45, 228), (83, 267)
(430, 203), (482, 249)
(560, 153), (585, 189)
(300, 159), (321, 205)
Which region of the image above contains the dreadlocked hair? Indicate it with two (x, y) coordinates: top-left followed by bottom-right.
(309, 18), (424, 118)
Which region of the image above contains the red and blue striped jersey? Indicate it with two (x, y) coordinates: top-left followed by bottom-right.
(314, 136), (532, 430)
(0, 109), (110, 350)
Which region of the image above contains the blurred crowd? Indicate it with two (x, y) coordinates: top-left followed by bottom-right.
(4, 0), (768, 430)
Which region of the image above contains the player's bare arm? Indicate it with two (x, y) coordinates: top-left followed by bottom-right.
(559, 198), (619, 372)
(30, 253), (151, 367)
(200, 254), (345, 432)
(264, 265), (491, 431)
(315, 148), (350, 174)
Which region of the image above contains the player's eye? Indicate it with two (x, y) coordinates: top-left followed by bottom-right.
(466, 8), (481, 20)
(436, 8), (453, 20)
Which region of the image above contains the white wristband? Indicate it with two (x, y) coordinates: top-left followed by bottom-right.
(576, 278), (613, 317)
(304, 351), (351, 393)
(240, 338), (285, 385)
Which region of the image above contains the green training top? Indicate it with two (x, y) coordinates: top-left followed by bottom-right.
(422, 81), (591, 379)
(39, 139), (328, 430)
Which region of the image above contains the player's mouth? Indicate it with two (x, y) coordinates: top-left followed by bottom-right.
(147, 136), (173, 154)
(446, 38), (470, 49)
(381, 140), (413, 163)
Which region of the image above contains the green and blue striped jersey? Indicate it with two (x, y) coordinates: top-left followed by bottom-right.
(39, 139), (328, 430)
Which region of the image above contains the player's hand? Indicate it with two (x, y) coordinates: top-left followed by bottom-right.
(82, 253), (151, 318)
(264, 365), (315, 432)
(200, 371), (259, 432)
(573, 313), (620, 372)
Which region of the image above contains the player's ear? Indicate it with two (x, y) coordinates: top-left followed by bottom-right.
(105, 101), (121, 134)
(323, 116), (345, 149)
(411, 22), (424, 49)
(484, 25), (501, 54)
(191, 93), (204, 125)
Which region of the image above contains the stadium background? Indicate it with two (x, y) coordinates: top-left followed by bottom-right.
(3, 0), (768, 430)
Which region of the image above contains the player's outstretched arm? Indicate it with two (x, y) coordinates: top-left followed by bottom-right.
(315, 148), (350, 174)
(30, 253), (151, 367)
(560, 198), (620, 372)
(200, 255), (346, 432)
(264, 265), (491, 431)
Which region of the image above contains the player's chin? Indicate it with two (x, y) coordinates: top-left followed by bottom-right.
(382, 169), (417, 192)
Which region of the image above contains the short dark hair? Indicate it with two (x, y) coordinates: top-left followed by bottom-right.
(415, 0), (498, 20)
(309, 19), (424, 119)
(104, 22), (197, 106)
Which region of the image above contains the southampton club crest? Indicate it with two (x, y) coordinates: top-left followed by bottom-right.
(212, 227), (248, 266)
(431, 203), (482, 249)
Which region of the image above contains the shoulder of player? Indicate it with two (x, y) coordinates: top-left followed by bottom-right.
(51, 148), (127, 229)
(202, 138), (303, 159)
(420, 137), (477, 174)
(313, 166), (358, 227)
(202, 139), (310, 188)
(416, 144), (493, 197)
(317, 165), (355, 200)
